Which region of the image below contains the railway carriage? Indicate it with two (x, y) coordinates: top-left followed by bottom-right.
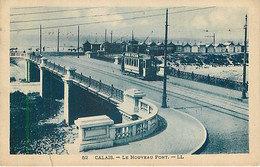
(121, 52), (161, 81)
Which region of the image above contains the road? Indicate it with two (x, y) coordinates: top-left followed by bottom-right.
(44, 55), (249, 154)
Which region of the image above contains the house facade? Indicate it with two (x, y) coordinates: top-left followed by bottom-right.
(183, 43), (192, 53)
(215, 43), (226, 53)
(83, 41), (91, 52)
(235, 43), (242, 53)
(225, 42), (235, 53)
(198, 44), (206, 53)
(192, 44), (199, 53)
(206, 44), (215, 53)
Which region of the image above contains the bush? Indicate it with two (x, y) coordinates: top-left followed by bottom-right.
(10, 77), (16, 82)
(10, 91), (62, 154)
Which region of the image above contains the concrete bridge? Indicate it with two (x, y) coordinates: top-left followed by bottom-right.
(24, 53), (163, 151)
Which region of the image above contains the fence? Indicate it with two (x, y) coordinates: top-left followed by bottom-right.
(169, 68), (248, 91)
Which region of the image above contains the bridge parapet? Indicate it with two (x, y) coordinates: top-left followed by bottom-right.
(72, 71), (124, 102)
(112, 97), (158, 145)
(74, 92), (159, 151)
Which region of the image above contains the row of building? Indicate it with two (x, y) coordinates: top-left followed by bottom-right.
(83, 40), (246, 55)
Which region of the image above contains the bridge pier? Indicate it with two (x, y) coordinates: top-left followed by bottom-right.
(25, 54), (30, 82)
(63, 67), (76, 125)
(39, 57), (51, 99)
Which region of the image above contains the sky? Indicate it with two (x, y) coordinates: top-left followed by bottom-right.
(10, 6), (248, 51)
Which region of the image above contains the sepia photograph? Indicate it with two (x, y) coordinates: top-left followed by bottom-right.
(1, 0), (260, 166)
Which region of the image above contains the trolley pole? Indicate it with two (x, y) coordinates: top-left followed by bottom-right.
(162, 8), (168, 108)
(40, 25), (42, 54)
(242, 14), (247, 99)
(77, 25), (80, 58)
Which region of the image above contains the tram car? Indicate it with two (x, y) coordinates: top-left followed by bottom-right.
(121, 52), (162, 81)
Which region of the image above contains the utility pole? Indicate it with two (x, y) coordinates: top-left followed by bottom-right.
(111, 31), (113, 43)
(77, 25), (79, 58)
(213, 33), (215, 46)
(57, 29), (60, 52)
(242, 14), (247, 99)
(132, 30), (134, 41)
(104, 29), (107, 54)
(162, 8), (168, 108)
(40, 25), (42, 54)
(105, 29), (107, 42)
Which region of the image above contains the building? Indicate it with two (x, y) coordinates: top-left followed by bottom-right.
(121, 41), (128, 52)
(206, 44), (215, 53)
(167, 42), (175, 53)
(146, 42), (157, 55)
(215, 43), (226, 53)
(127, 39), (139, 53)
(138, 42), (147, 54)
(183, 43), (192, 53)
(198, 43), (206, 53)
(225, 41), (235, 53)
(83, 41), (91, 52)
(191, 43), (199, 53)
(235, 43), (242, 53)
(91, 43), (102, 52)
(175, 43), (184, 53)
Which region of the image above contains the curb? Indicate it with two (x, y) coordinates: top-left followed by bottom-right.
(169, 108), (208, 154)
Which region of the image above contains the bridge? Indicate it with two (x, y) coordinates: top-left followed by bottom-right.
(24, 53), (207, 153)
(16, 52), (248, 154)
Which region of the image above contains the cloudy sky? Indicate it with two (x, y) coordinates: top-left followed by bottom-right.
(10, 6), (247, 50)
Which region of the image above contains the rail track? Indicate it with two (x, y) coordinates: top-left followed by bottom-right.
(46, 56), (249, 122)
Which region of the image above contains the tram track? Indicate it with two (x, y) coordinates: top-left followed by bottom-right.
(58, 56), (248, 111)
(47, 56), (249, 122)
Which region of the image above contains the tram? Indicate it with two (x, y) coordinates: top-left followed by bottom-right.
(121, 52), (162, 81)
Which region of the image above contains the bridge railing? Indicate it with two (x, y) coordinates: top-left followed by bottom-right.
(112, 99), (158, 144)
(45, 60), (67, 75)
(73, 71), (124, 102)
(169, 68), (248, 91)
(29, 54), (42, 64)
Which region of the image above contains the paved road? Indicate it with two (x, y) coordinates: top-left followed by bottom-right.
(45, 55), (249, 154)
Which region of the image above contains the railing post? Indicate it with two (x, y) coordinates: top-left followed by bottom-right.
(110, 84), (114, 97)
(64, 66), (66, 74)
(80, 73), (82, 82)
(191, 72), (194, 80)
(226, 78), (229, 88)
(89, 76), (91, 87)
(99, 80), (102, 91)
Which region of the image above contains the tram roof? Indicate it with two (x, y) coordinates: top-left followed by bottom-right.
(123, 52), (152, 59)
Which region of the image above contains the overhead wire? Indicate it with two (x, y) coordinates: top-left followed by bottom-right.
(10, 7), (102, 16)
(10, 7), (182, 23)
(10, 6), (216, 32)
(11, 6), (46, 10)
